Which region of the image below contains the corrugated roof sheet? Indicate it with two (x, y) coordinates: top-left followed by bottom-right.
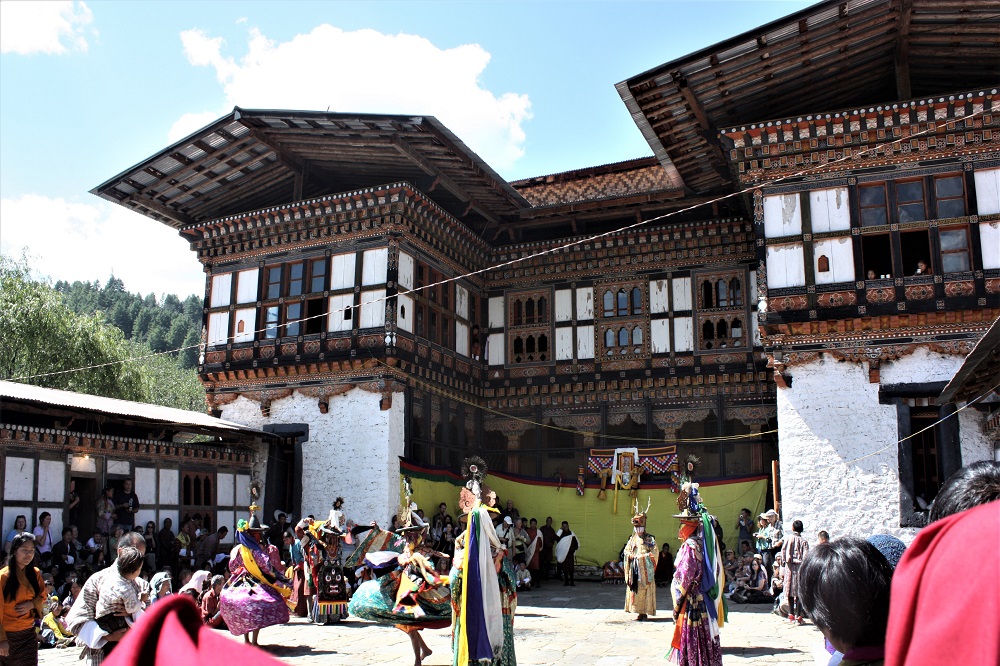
(0, 380), (269, 437)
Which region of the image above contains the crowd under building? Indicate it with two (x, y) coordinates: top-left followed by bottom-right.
(85, 0), (999, 550)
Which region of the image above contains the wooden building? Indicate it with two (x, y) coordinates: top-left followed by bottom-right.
(0, 381), (276, 547)
(621, 0), (1000, 536)
(92, 0), (998, 535)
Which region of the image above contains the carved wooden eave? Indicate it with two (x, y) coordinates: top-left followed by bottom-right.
(0, 423), (254, 466)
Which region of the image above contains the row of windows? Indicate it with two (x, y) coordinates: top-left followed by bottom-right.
(602, 288), (643, 317)
(859, 174), (966, 227)
(700, 278), (744, 309)
(604, 325), (643, 356)
(511, 296), (548, 326)
(859, 225), (971, 281)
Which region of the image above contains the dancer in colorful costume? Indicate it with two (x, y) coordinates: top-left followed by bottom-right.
(349, 483), (451, 666)
(451, 457), (517, 666)
(623, 497), (658, 620)
(219, 491), (292, 646)
(667, 482), (725, 666)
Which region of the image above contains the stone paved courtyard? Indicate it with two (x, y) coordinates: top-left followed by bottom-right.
(40, 582), (824, 665)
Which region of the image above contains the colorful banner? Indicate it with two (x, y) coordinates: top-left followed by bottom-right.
(401, 459), (768, 567)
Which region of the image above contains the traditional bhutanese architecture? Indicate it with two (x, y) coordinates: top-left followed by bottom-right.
(0, 381), (277, 547)
(621, 0), (1000, 538)
(92, 0), (998, 541)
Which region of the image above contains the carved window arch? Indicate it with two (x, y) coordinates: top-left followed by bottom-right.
(603, 291), (615, 316)
(631, 287), (642, 314)
(507, 290), (552, 365)
(616, 289), (628, 316)
(605, 329), (616, 349)
(717, 280), (730, 307)
(702, 281), (715, 308)
(730, 278), (743, 306)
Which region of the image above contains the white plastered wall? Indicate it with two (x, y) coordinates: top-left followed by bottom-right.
(763, 193), (802, 238)
(777, 347), (969, 542)
(219, 388), (406, 527)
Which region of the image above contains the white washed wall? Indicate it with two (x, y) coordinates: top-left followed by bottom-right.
(331, 253), (357, 290)
(974, 167), (1000, 215)
(766, 243), (806, 288)
(672, 277), (692, 311)
(329, 294), (354, 332)
(235, 269), (259, 304)
(208, 312), (230, 346)
(576, 325), (594, 360)
(397, 252), (415, 290)
(488, 297), (504, 329)
(958, 409), (993, 467)
(813, 237), (855, 284)
(219, 389), (406, 527)
(777, 355), (907, 540)
(5, 458), (35, 501)
(778, 348), (966, 543)
(809, 188), (851, 232)
(397, 294), (414, 333)
(763, 193), (802, 237)
(361, 248), (388, 286)
(158, 469), (179, 505)
(673, 318), (693, 352)
(210, 273), (232, 307)
(488, 333), (505, 366)
(37, 460), (65, 502)
(649, 280), (669, 314)
(650, 319), (671, 354)
(233, 308), (255, 343)
(554, 290), (573, 322)
(979, 220), (1000, 270)
(575, 289), (594, 320)
(360, 290), (386, 328)
(555, 328), (573, 360)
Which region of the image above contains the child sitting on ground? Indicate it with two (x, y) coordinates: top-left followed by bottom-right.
(95, 546), (145, 630)
(515, 561), (532, 591)
(40, 596), (74, 648)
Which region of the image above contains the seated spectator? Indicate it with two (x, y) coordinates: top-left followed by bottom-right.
(515, 561), (532, 591)
(732, 555), (770, 603)
(196, 526), (228, 569)
(60, 577), (82, 610)
(51, 527), (79, 582)
(200, 574), (227, 629)
(83, 531), (105, 564)
(178, 569), (211, 605)
(770, 554), (785, 598)
(738, 539), (753, 558)
(3, 514), (28, 555)
(735, 552), (753, 588)
(40, 596), (74, 648)
(149, 571), (173, 604)
(722, 549), (738, 592)
(885, 468), (999, 666)
(799, 538), (893, 663)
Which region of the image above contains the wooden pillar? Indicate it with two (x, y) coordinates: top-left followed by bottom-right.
(506, 433), (521, 475)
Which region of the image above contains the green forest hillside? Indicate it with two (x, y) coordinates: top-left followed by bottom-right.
(1, 254), (206, 411)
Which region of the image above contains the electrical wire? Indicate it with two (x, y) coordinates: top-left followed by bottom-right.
(8, 99), (994, 384)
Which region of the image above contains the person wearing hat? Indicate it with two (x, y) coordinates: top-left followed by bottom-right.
(757, 509), (784, 572)
(623, 497), (658, 620)
(668, 483), (724, 666)
(149, 571), (172, 605)
(218, 496), (291, 647)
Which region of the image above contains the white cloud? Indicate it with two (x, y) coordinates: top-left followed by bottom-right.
(0, 194), (204, 298)
(177, 24), (531, 171)
(0, 1), (94, 55)
(167, 111), (222, 143)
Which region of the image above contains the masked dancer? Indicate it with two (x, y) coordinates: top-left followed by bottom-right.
(624, 497), (658, 620)
(668, 482), (725, 666)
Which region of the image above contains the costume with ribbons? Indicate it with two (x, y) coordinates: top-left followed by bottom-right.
(219, 519), (292, 637)
(348, 487), (452, 632)
(668, 482), (725, 666)
(450, 458), (517, 666)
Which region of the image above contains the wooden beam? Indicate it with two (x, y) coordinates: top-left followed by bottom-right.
(895, 0), (914, 100)
(391, 136), (508, 229)
(125, 194), (197, 228)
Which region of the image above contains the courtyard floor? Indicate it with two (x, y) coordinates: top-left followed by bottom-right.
(40, 582), (825, 665)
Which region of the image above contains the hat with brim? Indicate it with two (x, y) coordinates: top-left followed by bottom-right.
(672, 510), (702, 523)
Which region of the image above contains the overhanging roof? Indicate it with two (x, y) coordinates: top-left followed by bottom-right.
(91, 108), (531, 237)
(0, 380), (272, 439)
(938, 317), (1000, 405)
(619, 0), (1000, 194)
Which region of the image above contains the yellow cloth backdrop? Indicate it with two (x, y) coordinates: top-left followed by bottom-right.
(402, 461), (768, 566)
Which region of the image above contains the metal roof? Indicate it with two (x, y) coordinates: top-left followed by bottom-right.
(619, 0), (1000, 194)
(0, 380), (271, 438)
(91, 108), (531, 238)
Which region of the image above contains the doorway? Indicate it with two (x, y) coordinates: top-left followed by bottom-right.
(71, 476), (98, 540)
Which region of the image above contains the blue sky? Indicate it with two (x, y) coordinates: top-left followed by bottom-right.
(0, 1), (813, 297)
